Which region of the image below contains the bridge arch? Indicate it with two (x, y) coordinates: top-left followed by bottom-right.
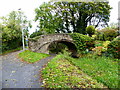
(47, 40), (77, 54)
(28, 34), (77, 55)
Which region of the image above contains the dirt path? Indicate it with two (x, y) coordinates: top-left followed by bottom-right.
(1, 50), (55, 88)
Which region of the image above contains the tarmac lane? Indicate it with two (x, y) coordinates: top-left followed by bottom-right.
(1, 50), (55, 88)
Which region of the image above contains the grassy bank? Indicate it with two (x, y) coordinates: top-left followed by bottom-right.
(65, 55), (119, 88)
(41, 55), (107, 88)
(41, 54), (118, 88)
(18, 50), (50, 63)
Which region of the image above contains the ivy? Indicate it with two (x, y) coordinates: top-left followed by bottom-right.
(69, 33), (94, 51)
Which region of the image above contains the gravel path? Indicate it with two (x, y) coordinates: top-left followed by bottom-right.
(1, 50), (55, 88)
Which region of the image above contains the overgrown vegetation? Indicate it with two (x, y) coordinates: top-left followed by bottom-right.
(91, 40), (111, 56)
(41, 53), (119, 88)
(18, 50), (49, 63)
(41, 54), (106, 88)
(65, 55), (119, 88)
(30, 30), (43, 38)
(107, 36), (120, 59)
(96, 29), (118, 41)
(1, 10), (31, 52)
(86, 25), (95, 37)
(69, 33), (94, 51)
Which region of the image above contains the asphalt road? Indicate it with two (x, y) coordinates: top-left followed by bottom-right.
(1, 50), (55, 88)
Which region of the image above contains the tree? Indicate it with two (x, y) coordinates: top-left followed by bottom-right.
(35, 0), (112, 34)
(1, 10), (31, 52)
(35, 2), (63, 34)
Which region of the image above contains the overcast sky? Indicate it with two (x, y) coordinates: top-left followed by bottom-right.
(0, 0), (119, 34)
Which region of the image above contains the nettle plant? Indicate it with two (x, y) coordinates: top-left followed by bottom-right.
(69, 33), (94, 52)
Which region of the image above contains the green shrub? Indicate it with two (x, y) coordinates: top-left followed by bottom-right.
(96, 29), (118, 41)
(107, 36), (120, 59)
(94, 41), (103, 47)
(30, 30), (43, 38)
(102, 41), (111, 48)
(2, 38), (22, 52)
(113, 35), (120, 40)
(92, 46), (105, 56)
(93, 41), (111, 56)
(69, 33), (94, 51)
(91, 35), (97, 40)
(86, 25), (95, 37)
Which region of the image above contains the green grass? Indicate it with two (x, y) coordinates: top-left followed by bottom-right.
(1, 47), (22, 55)
(65, 55), (119, 88)
(18, 50), (50, 63)
(41, 55), (106, 88)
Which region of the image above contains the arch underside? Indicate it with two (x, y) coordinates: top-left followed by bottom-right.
(48, 40), (77, 54)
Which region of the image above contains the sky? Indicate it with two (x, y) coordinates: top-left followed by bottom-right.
(0, 0), (119, 34)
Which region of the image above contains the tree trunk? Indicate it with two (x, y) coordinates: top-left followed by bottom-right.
(76, 13), (87, 34)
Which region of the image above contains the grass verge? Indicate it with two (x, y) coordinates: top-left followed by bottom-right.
(1, 47), (22, 55)
(65, 55), (119, 88)
(41, 54), (106, 88)
(18, 50), (50, 63)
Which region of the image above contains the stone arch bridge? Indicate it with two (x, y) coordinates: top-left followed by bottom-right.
(28, 34), (77, 55)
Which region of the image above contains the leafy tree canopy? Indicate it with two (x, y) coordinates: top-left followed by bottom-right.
(1, 10), (31, 41)
(1, 10), (31, 51)
(35, 0), (111, 34)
